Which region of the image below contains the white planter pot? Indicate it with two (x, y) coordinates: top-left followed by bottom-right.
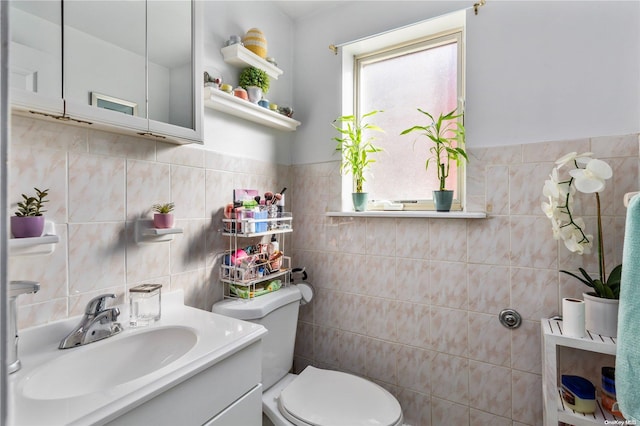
(583, 292), (619, 337)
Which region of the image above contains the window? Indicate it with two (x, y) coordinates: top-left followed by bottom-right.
(340, 11), (466, 211)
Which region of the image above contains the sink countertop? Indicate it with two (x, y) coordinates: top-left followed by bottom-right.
(8, 291), (267, 426)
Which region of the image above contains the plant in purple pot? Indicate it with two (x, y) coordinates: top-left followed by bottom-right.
(152, 202), (175, 229)
(11, 187), (49, 238)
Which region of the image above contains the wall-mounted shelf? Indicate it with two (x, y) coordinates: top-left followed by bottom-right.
(134, 219), (183, 243)
(221, 44), (283, 79)
(204, 88), (301, 132)
(9, 220), (59, 256)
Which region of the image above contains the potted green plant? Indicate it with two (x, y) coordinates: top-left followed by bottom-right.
(11, 187), (49, 238)
(332, 110), (384, 211)
(152, 202), (175, 229)
(401, 108), (468, 212)
(542, 152), (621, 337)
(239, 67), (270, 103)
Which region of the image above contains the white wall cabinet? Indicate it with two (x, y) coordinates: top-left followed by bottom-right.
(542, 318), (619, 426)
(10, 0), (203, 145)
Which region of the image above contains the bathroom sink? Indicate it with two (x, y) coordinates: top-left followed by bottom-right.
(22, 326), (197, 400)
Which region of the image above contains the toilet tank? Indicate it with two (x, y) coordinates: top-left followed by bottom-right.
(212, 286), (302, 390)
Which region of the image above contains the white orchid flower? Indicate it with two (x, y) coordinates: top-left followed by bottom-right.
(543, 179), (560, 199)
(568, 158), (613, 193)
(555, 152), (593, 169)
(542, 195), (561, 219)
(563, 234), (583, 253)
(550, 217), (563, 240)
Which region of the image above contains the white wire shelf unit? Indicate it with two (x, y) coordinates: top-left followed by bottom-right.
(220, 213), (293, 300)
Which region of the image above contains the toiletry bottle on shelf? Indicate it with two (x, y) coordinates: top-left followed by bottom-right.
(268, 234), (279, 255)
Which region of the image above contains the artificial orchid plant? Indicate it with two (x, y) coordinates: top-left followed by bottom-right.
(542, 152), (622, 299)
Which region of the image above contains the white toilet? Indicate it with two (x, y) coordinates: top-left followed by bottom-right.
(212, 285), (404, 426)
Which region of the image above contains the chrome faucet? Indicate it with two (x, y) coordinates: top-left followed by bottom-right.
(8, 281), (40, 374)
(59, 293), (123, 349)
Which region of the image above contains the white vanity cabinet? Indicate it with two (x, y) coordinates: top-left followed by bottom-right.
(106, 340), (263, 426)
(10, 0), (203, 145)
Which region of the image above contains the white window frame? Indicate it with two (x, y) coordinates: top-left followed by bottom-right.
(339, 10), (466, 212)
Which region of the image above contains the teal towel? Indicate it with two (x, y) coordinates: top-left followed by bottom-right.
(617, 194), (640, 422)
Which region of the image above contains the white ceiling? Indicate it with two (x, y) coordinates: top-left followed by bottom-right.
(272, 1), (346, 20)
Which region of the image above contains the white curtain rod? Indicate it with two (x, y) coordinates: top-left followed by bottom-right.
(328, 0), (486, 54)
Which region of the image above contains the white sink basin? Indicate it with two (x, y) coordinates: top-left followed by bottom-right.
(22, 326), (197, 400)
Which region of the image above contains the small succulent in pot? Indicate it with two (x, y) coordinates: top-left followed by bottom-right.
(11, 187), (49, 238)
(152, 202), (175, 229)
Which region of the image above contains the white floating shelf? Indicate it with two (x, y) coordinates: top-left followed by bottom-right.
(9, 220), (59, 256)
(204, 88), (301, 132)
(135, 219), (183, 243)
(221, 44), (283, 79)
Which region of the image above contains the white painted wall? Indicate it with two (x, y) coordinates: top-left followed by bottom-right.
(201, 1), (295, 165)
(291, 0), (640, 164)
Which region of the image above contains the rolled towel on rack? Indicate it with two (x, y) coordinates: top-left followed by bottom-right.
(616, 194), (640, 421)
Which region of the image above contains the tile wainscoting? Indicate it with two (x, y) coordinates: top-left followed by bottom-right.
(289, 133), (638, 425)
(8, 113), (638, 425)
(8, 114), (289, 325)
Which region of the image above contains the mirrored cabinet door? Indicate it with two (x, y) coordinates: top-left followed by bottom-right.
(10, 0), (64, 113)
(63, 0), (148, 129)
(147, 0), (201, 142)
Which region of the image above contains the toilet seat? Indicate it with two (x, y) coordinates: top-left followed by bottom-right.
(277, 366), (403, 426)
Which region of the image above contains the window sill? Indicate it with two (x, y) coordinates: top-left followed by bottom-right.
(325, 211), (487, 219)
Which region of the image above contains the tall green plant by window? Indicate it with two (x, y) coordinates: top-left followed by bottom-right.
(332, 110), (384, 193)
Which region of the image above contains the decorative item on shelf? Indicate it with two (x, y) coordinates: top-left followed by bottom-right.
(233, 86), (248, 100)
(279, 106), (293, 118)
(258, 99), (270, 109)
(152, 202), (175, 229)
(332, 110), (384, 212)
(542, 152), (621, 337)
(401, 108), (468, 212)
(225, 34), (243, 47)
(219, 83), (233, 94)
(239, 66), (270, 95)
(266, 57), (277, 67)
(203, 71), (221, 88)
(242, 28), (267, 58)
(269, 103), (278, 112)
(246, 86), (262, 103)
(11, 187), (49, 238)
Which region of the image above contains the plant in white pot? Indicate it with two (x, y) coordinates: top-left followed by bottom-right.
(542, 152), (621, 337)
(11, 187), (49, 238)
(332, 110), (384, 211)
(152, 202), (175, 229)
(401, 108), (468, 212)
(239, 67), (270, 103)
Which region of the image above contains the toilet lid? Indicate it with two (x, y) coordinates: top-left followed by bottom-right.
(278, 366), (403, 426)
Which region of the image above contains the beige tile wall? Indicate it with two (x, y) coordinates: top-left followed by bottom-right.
(8, 114), (287, 325)
(290, 133), (639, 426)
(8, 113), (638, 425)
